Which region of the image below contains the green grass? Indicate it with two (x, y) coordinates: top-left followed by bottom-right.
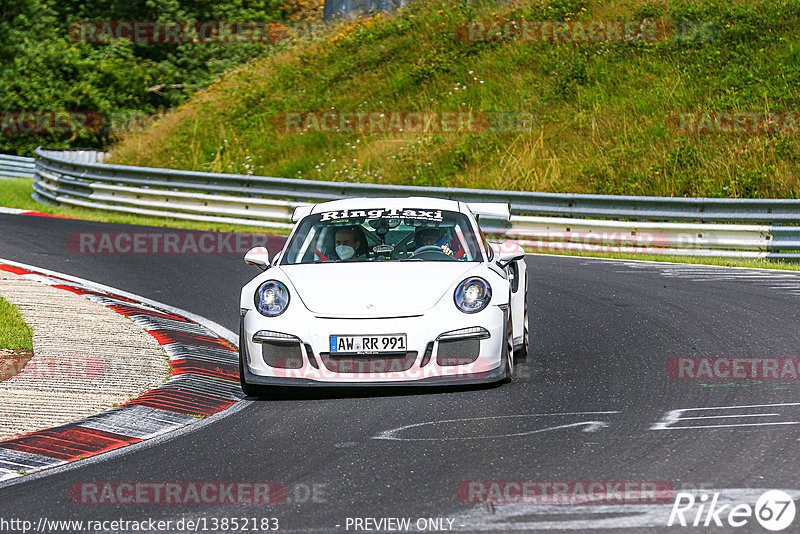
(0, 296), (33, 351)
(0, 178), (287, 235)
(108, 0), (800, 199)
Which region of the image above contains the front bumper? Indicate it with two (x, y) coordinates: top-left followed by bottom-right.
(240, 306), (507, 387)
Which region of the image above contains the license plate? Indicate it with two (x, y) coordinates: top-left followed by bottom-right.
(329, 334), (407, 354)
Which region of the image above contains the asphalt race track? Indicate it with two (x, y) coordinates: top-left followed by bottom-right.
(2, 213), (800, 533)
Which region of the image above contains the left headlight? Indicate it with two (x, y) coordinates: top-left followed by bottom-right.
(254, 280), (290, 317)
(454, 277), (492, 314)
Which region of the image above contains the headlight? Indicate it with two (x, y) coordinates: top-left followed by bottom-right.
(454, 277), (491, 314)
(254, 280), (290, 317)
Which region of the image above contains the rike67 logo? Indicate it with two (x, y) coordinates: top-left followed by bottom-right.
(668, 490), (796, 531)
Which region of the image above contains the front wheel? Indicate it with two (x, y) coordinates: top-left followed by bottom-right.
(239, 346), (261, 397)
(515, 271), (529, 360)
(501, 309), (515, 383)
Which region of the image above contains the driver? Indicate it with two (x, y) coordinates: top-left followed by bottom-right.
(334, 226), (366, 261)
(413, 227), (453, 256)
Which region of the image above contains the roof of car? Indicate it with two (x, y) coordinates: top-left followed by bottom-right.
(308, 196), (464, 214)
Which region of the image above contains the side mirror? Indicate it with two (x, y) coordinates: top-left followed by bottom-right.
(496, 251), (525, 269)
(244, 247), (270, 271)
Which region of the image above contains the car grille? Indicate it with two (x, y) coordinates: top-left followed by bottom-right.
(319, 352), (418, 373)
(436, 338), (480, 366)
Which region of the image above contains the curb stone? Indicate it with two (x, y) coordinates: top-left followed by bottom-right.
(0, 262), (243, 483)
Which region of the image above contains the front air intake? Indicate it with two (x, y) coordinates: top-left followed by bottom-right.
(436, 338), (480, 366)
(260, 340), (303, 369)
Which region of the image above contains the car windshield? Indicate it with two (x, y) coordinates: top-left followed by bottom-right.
(280, 207), (484, 265)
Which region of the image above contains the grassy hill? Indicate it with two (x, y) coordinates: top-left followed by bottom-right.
(109, 0), (800, 198)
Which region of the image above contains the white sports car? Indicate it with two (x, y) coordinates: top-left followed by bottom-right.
(238, 197), (528, 395)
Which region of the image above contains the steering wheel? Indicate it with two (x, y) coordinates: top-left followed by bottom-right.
(409, 245), (457, 261)
(410, 245), (446, 256)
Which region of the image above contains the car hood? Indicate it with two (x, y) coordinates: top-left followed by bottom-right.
(281, 262), (480, 317)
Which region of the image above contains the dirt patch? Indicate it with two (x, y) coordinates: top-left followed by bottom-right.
(0, 348), (33, 382)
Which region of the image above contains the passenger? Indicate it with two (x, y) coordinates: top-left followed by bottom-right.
(334, 226), (367, 261)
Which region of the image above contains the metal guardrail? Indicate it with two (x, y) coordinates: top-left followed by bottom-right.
(0, 154), (35, 179)
(323, 0), (407, 20)
(30, 149), (800, 260)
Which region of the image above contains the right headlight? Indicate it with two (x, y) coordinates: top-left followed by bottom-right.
(254, 280), (290, 317)
(454, 277), (491, 314)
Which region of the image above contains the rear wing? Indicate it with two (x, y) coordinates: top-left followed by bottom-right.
(291, 205), (314, 223)
(466, 202), (510, 221)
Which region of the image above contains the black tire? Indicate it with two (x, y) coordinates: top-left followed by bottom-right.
(239, 340), (262, 398)
(501, 309), (515, 383)
(515, 270), (530, 360)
